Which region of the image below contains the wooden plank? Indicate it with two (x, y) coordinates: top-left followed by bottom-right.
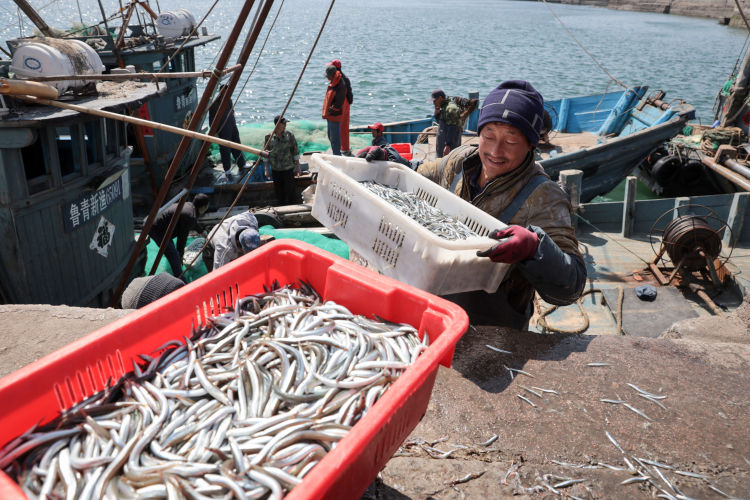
(621, 176), (637, 237)
(559, 169), (582, 231)
(723, 192), (749, 249)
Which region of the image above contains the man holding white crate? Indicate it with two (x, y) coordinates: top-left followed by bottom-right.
(417, 80), (586, 329)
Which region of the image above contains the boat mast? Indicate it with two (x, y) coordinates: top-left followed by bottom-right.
(721, 2), (750, 127)
(720, 44), (750, 128)
(11, 0), (54, 37)
(110, 0), (266, 306)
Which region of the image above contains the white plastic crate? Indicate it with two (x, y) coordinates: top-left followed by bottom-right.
(310, 153), (510, 295)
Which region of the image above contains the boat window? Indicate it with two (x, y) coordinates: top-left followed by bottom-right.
(168, 53), (186, 73)
(185, 50), (195, 72)
(104, 119), (124, 156)
(21, 133), (51, 195)
(84, 120), (104, 167)
(55, 126), (83, 179)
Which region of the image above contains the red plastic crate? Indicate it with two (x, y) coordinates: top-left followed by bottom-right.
(390, 142), (413, 160)
(0, 240), (468, 499)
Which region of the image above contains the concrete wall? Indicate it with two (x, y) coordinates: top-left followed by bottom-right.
(541, 0), (750, 25)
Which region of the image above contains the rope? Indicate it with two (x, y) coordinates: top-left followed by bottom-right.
(575, 213), (653, 266)
(180, 0), (335, 277)
(734, 0), (750, 32)
(540, 0), (634, 93)
(536, 288), (605, 334)
(211, 0), (287, 140)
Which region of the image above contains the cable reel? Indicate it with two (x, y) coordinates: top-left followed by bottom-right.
(648, 204), (733, 286)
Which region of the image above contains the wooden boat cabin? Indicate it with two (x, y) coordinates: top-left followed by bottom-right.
(0, 81), (161, 306)
(5, 12), (220, 212)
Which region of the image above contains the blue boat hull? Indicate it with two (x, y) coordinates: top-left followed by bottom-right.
(351, 87), (695, 203)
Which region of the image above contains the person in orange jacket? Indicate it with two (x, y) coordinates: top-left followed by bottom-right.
(329, 59), (353, 155)
(322, 64), (346, 155)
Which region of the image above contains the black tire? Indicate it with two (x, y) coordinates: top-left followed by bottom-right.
(680, 159), (703, 185)
(651, 155), (681, 184)
(254, 212), (284, 229)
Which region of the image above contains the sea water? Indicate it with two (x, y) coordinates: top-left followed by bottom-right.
(4, 0), (747, 197)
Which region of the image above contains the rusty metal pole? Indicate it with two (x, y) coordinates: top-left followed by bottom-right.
(111, 0), (260, 307)
(148, 0), (276, 277)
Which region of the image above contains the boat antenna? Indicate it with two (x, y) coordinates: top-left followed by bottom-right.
(182, 0), (339, 277)
(539, 0), (634, 93)
(110, 0), (266, 306)
(96, 0), (125, 67)
(11, 0), (55, 37)
(75, 0), (84, 27)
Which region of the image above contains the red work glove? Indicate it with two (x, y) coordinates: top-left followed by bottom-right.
(476, 225), (540, 264)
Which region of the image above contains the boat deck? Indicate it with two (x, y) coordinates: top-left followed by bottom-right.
(532, 193), (750, 338)
(0, 81), (163, 125)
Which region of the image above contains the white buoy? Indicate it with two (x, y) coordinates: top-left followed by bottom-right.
(156, 9), (196, 40)
(9, 39), (104, 94)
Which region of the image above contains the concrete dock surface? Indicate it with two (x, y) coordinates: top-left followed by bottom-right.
(1, 299), (748, 499)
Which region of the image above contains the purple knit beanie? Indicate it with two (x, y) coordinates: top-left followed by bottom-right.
(477, 80), (545, 145)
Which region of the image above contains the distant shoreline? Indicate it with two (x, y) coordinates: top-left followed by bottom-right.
(528, 0), (750, 28)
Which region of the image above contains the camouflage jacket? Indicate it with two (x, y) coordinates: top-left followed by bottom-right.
(436, 99), (462, 126)
(417, 145), (586, 328)
(264, 130), (300, 171)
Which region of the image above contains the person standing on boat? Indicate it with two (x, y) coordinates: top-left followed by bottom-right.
(417, 80), (586, 329)
(323, 64), (347, 155)
(367, 122), (388, 147)
(330, 59), (353, 156)
(208, 84), (246, 180)
(264, 115), (301, 205)
(430, 89), (462, 158)
(149, 193), (210, 280)
(204, 210), (262, 271)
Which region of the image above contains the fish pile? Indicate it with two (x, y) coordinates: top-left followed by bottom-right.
(0, 282), (427, 499)
(361, 181), (478, 240)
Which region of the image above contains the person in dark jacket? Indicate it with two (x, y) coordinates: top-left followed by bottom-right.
(330, 59), (353, 155)
(430, 89), (462, 158)
(356, 145), (412, 168)
(208, 85), (246, 178)
(417, 80), (586, 329)
(322, 64), (346, 155)
(263, 115), (301, 205)
(149, 193), (210, 278)
(367, 122), (387, 147)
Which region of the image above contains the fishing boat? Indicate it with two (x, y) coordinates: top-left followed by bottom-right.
(5, 0), (220, 213)
(0, 76), (162, 306)
(637, 45), (750, 197)
(350, 86), (695, 203)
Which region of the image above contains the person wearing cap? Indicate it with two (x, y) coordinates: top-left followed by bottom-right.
(430, 89), (462, 158)
(263, 115), (301, 205)
(322, 64), (347, 156)
(417, 80), (586, 329)
(208, 84), (246, 180)
(204, 210), (262, 270)
(121, 273), (185, 309)
(367, 122), (387, 147)
(330, 59), (354, 156)
(149, 193), (210, 279)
